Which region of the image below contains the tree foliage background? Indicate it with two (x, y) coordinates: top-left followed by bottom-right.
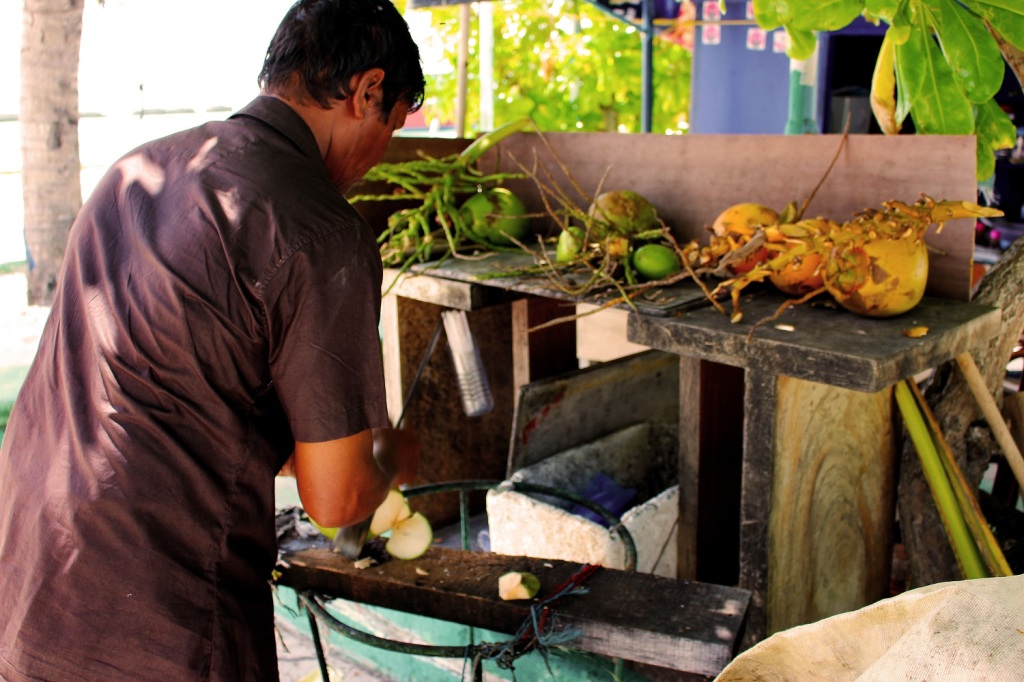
(752, 0), (1023, 181)
(411, 0), (692, 135)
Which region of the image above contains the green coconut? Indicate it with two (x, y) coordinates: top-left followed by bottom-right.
(587, 190), (660, 238)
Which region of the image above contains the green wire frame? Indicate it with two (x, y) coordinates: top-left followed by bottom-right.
(298, 478), (638, 668)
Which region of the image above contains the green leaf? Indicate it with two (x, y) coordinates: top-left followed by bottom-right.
(887, 2), (915, 45)
(976, 138), (996, 182)
(893, 35), (913, 124)
(751, 0), (786, 30)
(501, 95), (537, 122)
(934, 0), (1005, 103)
(895, 13), (976, 135)
(864, 0), (902, 24)
(785, 26), (819, 60)
(963, 1), (1024, 51)
(974, 99), (1016, 181)
(976, 98), (1018, 151)
(789, 0), (865, 31)
(871, 29), (902, 134)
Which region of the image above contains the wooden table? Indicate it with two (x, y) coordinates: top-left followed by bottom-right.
(380, 256), (1001, 644)
(628, 290), (1001, 645)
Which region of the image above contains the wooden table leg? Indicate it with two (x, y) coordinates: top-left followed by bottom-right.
(764, 375), (897, 637)
(738, 365), (777, 647)
(511, 296), (578, 398)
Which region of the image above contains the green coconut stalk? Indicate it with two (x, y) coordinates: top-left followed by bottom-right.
(456, 117), (534, 167)
(356, 119), (534, 290)
(905, 380), (1012, 577)
(895, 380), (988, 580)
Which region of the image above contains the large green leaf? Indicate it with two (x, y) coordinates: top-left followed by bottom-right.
(976, 98), (1018, 150)
(864, 0), (902, 24)
(887, 2), (915, 45)
(896, 12), (976, 135)
(976, 142), (995, 182)
(871, 29), (902, 133)
(934, 0), (1005, 103)
(893, 32), (914, 125)
(963, 1), (1024, 51)
(974, 99), (1016, 180)
(789, 0), (866, 31)
(751, 0), (785, 30)
(974, 99), (1016, 179)
(785, 25), (819, 60)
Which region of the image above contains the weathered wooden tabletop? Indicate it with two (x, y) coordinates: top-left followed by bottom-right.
(629, 291), (1002, 393)
(276, 543), (750, 676)
(395, 256), (1001, 393)
(400, 252), (710, 315)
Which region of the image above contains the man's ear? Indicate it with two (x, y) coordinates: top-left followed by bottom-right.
(351, 68), (386, 120)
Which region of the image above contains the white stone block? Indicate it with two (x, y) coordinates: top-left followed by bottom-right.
(487, 423), (679, 577)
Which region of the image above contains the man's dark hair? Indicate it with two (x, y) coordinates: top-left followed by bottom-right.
(259, 0), (425, 120)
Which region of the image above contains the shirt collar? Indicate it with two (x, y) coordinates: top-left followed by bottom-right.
(231, 96), (323, 164)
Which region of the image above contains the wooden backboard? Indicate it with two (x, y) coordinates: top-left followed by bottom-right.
(478, 132), (978, 301)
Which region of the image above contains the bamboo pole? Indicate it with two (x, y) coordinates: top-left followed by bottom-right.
(955, 352), (1024, 491)
(895, 381), (988, 579)
(905, 380), (1012, 577)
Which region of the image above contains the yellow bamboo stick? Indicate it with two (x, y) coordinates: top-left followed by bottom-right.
(955, 353), (1024, 491)
(895, 381), (988, 579)
(905, 380), (1012, 577)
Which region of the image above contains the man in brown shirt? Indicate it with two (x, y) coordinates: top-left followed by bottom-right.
(0, 1), (424, 679)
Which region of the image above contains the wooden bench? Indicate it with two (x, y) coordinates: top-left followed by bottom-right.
(275, 545), (751, 677)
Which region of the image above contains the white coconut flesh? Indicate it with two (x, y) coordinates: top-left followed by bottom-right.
(370, 489), (413, 537)
(498, 571), (541, 600)
(385, 512), (433, 560)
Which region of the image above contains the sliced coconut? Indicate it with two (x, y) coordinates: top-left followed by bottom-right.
(385, 512), (433, 560)
(498, 571), (541, 601)
(370, 489), (413, 537)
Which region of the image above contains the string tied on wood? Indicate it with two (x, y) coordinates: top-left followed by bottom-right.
(473, 563), (602, 675)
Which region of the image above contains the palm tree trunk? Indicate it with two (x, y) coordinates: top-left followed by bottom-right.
(20, 0), (84, 305)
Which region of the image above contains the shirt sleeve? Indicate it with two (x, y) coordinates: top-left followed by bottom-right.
(261, 222), (389, 443)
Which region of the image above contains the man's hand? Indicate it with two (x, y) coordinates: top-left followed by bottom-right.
(291, 428), (421, 529)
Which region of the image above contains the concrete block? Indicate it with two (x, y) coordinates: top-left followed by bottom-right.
(487, 423), (679, 577)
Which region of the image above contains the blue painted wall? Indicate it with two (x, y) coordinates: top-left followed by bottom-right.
(689, 4), (887, 135)
(689, 2), (792, 134)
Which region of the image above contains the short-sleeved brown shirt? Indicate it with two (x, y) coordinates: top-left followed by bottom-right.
(0, 97), (389, 681)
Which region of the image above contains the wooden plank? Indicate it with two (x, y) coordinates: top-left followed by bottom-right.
(696, 361), (744, 586)
(381, 136), (473, 163)
(629, 292), (1001, 394)
(480, 133), (978, 301)
(380, 292), (404, 424)
(276, 546), (750, 676)
(510, 297), (579, 396)
(408, 253), (709, 317)
(576, 306), (651, 363)
(677, 355), (701, 582)
(676, 358), (745, 585)
(385, 298), (517, 528)
(766, 377), (897, 636)
(384, 267), (519, 311)
(507, 350), (679, 475)
(736, 365), (776, 648)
